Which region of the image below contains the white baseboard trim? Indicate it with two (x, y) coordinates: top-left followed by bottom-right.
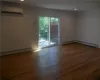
(1, 48), (32, 56)
(74, 40), (99, 48)
(1, 41), (99, 56)
(62, 40), (99, 48)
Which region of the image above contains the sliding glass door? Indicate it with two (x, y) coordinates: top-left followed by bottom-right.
(38, 16), (60, 48)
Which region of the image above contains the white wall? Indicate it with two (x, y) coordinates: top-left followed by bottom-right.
(37, 8), (77, 44)
(1, 7), (38, 52)
(60, 13), (77, 43)
(76, 9), (100, 47)
(1, 7), (77, 52)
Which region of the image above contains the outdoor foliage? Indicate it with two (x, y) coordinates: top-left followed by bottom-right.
(39, 17), (58, 40)
(50, 17), (59, 23)
(39, 17), (49, 40)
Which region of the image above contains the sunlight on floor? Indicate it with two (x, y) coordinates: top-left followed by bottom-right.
(34, 48), (42, 52)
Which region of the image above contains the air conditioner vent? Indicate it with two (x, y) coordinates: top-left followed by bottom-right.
(2, 1), (23, 14)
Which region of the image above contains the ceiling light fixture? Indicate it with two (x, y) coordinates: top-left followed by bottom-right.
(20, 0), (24, 1)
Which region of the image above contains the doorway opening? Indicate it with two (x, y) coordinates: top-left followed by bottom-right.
(38, 16), (60, 48)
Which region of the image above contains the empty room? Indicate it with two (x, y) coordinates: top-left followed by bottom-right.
(0, 0), (100, 80)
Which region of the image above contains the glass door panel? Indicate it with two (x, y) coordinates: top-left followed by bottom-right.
(38, 16), (60, 48)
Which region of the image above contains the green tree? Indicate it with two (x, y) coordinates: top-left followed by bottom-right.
(51, 17), (58, 23)
(39, 17), (49, 40)
(39, 17), (59, 40)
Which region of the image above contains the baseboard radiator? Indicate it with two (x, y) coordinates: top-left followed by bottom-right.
(1, 48), (31, 56)
(63, 40), (99, 48)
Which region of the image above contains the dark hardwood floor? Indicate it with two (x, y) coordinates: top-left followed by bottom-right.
(1, 43), (100, 80)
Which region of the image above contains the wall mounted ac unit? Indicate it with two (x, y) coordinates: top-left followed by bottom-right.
(2, 1), (23, 14)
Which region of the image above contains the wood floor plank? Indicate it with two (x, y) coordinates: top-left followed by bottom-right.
(1, 43), (100, 80)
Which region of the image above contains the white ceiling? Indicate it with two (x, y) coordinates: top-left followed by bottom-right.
(3, 0), (100, 11)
